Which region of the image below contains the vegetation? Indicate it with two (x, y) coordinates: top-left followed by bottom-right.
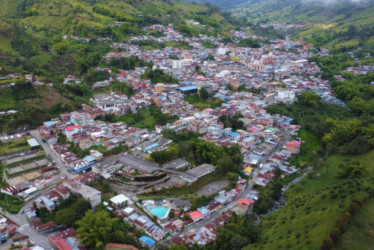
(218, 114), (245, 131)
(76, 207), (142, 249)
(68, 141), (128, 158)
(0, 193), (24, 214)
(253, 169), (283, 214)
(0, 137), (31, 155)
(36, 196), (91, 225)
(267, 90), (374, 155)
(142, 69), (179, 84)
(334, 198), (374, 250)
(0, 0), (235, 133)
(238, 38), (261, 48)
(141, 130), (243, 201)
(202, 40), (217, 49)
(150, 145), (179, 165)
(109, 56), (152, 71)
(112, 105), (178, 131)
(208, 214), (260, 250)
(184, 91), (223, 110)
(244, 150), (374, 249)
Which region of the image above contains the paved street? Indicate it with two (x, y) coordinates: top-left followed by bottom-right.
(30, 130), (77, 180)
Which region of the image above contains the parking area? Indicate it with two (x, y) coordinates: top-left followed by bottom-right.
(197, 180), (230, 196)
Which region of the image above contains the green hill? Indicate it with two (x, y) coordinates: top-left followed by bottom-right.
(0, 0), (234, 72)
(230, 0), (374, 50)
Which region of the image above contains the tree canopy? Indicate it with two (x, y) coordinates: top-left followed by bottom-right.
(76, 209), (118, 249)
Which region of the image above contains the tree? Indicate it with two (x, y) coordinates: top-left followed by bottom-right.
(337, 160), (367, 179)
(298, 91), (320, 108)
(321, 237), (334, 250)
(55, 208), (77, 227)
(199, 88), (210, 100)
(230, 234), (248, 250)
(207, 53), (215, 61)
(169, 210), (175, 219)
(102, 180), (111, 193)
(76, 209), (118, 249)
(72, 198), (92, 219)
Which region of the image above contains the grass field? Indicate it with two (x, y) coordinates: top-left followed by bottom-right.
(334, 198), (374, 250)
(0, 193), (25, 214)
(116, 109), (156, 131)
(288, 129), (321, 169)
(184, 95), (223, 110)
(0, 138), (31, 155)
(0, 88), (17, 110)
(245, 149), (374, 250)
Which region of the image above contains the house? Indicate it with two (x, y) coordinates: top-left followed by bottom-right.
(139, 236), (156, 248)
(36, 221), (54, 232)
(110, 194), (132, 208)
(189, 211), (203, 222)
(244, 166), (253, 176)
(236, 199), (254, 209)
(1, 186), (19, 196)
(55, 185), (71, 199)
(285, 140), (301, 154)
(207, 202), (221, 213)
(63, 180), (101, 208)
(170, 198), (191, 211)
(64, 125), (83, 141)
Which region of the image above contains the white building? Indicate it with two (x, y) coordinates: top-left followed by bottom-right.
(64, 125), (83, 141)
(277, 90), (296, 103)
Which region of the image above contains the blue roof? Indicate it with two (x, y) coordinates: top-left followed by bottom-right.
(43, 121), (55, 127)
(284, 117), (293, 122)
(144, 143), (159, 151)
(198, 207), (210, 215)
(215, 196), (227, 204)
(228, 132), (239, 137)
(83, 155), (96, 163)
(178, 86), (198, 92)
(139, 236), (156, 247)
(249, 154), (261, 161)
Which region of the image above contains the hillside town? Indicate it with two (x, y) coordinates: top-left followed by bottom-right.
(0, 23), (345, 249)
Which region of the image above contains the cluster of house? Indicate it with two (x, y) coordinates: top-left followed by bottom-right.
(259, 22), (307, 30)
(167, 181), (258, 246)
(26, 176), (101, 221)
(172, 211), (234, 246)
(48, 228), (83, 250)
(33, 172), (101, 212)
(341, 65), (374, 75)
(37, 105), (164, 173)
(0, 215), (17, 243)
(1, 23), (348, 249)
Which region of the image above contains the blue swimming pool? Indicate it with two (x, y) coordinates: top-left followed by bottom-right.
(149, 206), (168, 219)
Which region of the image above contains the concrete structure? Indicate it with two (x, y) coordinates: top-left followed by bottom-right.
(63, 180), (101, 208)
(110, 194), (132, 207)
(92, 93), (128, 111)
(185, 164), (215, 179)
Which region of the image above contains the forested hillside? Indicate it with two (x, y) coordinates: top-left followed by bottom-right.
(230, 0), (374, 50)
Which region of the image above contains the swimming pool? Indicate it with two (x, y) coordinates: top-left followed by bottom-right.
(149, 206), (168, 219)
